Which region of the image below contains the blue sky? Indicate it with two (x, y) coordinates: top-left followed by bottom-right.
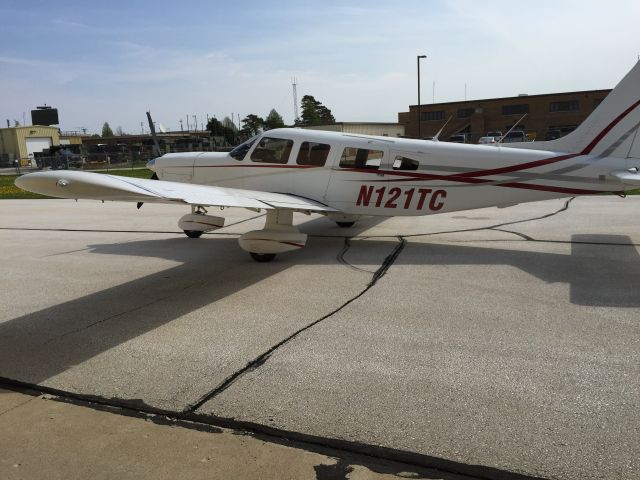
(1, 0), (638, 133)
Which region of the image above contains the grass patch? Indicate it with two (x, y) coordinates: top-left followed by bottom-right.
(1, 168), (153, 199)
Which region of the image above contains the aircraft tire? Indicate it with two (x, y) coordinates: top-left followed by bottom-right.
(250, 252), (276, 262)
(336, 221), (355, 228)
(184, 230), (204, 238)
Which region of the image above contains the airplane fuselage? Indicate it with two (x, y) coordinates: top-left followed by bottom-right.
(152, 128), (630, 217)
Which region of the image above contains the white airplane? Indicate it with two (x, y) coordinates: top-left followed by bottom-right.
(16, 62), (640, 262)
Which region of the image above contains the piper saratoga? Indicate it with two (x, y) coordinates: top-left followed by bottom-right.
(16, 62), (640, 261)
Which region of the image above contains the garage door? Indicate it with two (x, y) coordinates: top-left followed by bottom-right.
(26, 137), (52, 157)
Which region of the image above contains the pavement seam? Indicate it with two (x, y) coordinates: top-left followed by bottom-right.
(183, 236), (407, 413)
(0, 395), (36, 417)
(0, 376), (546, 480)
(42, 277), (216, 345)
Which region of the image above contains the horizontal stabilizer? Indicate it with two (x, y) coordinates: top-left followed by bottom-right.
(610, 169), (640, 186)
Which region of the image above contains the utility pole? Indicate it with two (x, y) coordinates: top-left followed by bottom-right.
(193, 115), (197, 132)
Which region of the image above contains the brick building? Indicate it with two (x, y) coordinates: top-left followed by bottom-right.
(399, 89), (611, 142)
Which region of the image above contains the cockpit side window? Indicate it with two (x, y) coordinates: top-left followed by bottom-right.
(339, 147), (383, 170)
(296, 142), (330, 166)
(392, 155), (419, 171)
(229, 135), (258, 161)
(250, 137), (294, 164)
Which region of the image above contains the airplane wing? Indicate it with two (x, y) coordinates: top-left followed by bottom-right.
(14, 170), (338, 213)
(610, 169), (640, 186)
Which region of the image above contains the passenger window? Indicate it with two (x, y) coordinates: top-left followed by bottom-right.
(296, 142), (330, 167)
(339, 147), (383, 170)
(393, 156), (419, 171)
(250, 137), (294, 164)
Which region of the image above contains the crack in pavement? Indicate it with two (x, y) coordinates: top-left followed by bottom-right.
(183, 236), (407, 414)
(336, 237), (377, 274)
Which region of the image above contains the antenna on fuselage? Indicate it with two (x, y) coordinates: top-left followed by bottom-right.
(497, 113), (528, 144)
(432, 115), (453, 142)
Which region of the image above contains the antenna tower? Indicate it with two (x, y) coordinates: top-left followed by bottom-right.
(292, 77), (299, 122)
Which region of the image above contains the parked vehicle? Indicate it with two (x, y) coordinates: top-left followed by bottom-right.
(545, 129), (563, 141)
(478, 136), (499, 145)
(501, 130), (530, 143)
(447, 133), (468, 143)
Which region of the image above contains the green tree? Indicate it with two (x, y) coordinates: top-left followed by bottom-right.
(240, 114), (264, 137)
(300, 95), (335, 126)
(221, 116), (238, 132)
(207, 117), (238, 145)
(264, 108), (286, 130)
(102, 122), (114, 137)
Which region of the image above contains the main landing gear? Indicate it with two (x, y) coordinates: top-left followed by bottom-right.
(249, 252), (277, 262)
(239, 209), (307, 262)
(178, 206), (225, 238)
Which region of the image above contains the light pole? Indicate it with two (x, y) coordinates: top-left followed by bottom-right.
(417, 54), (427, 139)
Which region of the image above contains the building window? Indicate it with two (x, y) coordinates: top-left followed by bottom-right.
(296, 142), (330, 167)
(502, 104), (529, 115)
(339, 147), (383, 170)
(457, 108), (474, 118)
(250, 137), (293, 164)
(421, 110), (444, 121)
(549, 100), (579, 112)
(392, 156), (419, 171)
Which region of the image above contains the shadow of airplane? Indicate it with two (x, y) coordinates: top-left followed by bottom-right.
(0, 215), (638, 390)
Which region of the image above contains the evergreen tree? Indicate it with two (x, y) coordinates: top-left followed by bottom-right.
(240, 114), (264, 137)
(102, 122), (114, 137)
(221, 116), (238, 132)
(207, 117), (237, 145)
(300, 95), (335, 126)
(264, 108), (286, 130)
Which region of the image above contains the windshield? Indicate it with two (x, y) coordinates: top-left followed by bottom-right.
(229, 135), (259, 160)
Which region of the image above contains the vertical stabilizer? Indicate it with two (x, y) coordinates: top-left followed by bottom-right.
(508, 61), (640, 158)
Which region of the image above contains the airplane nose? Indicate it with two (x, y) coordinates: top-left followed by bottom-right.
(146, 158), (156, 171)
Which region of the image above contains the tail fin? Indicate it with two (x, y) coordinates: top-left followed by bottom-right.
(509, 61), (640, 158)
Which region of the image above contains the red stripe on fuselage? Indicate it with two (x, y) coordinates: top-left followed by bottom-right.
(194, 164), (319, 169)
(338, 168), (617, 195)
(453, 153), (579, 178)
(580, 98), (640, 155)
